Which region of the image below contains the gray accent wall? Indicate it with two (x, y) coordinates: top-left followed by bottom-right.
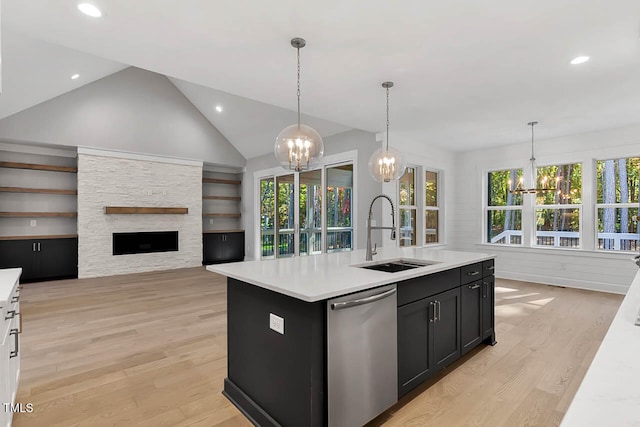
(0, 67), (245, 167)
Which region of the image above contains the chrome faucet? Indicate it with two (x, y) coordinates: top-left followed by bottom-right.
(366, 194), (397, 261)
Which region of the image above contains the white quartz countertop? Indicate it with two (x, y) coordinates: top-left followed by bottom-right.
(0, 268), (21, 305)
(206, 247), (494, 302)
(561, 264), (640, 426)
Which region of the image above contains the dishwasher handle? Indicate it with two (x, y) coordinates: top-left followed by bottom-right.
(331, 287), (397, 310)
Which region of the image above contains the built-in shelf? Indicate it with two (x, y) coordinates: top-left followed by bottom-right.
(104, 207), (189, 215)
(202, 178), (241, 185)
(0, 234), (78, 241)
(0, 161), (77, 173)
(204, 229), (245, 233)
(203, 213), (241, 218)
(0, 212), (77, 218)
(203, 195), (241, 201)
(0, 186), (77, 195)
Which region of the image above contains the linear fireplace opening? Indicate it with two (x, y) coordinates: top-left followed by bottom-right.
(113, 231), (178, 255)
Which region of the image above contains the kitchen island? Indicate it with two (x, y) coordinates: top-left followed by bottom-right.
(207, 247), (496, 426)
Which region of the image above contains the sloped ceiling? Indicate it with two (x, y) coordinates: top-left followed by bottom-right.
(170, 77), (350, 159)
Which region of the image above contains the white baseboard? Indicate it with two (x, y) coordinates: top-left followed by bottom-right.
(496, 271), (629, 295)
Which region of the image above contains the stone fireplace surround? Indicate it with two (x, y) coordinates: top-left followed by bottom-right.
(77, 148), (203, 278)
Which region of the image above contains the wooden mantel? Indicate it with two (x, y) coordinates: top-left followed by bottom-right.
(104, 207), (189, 215)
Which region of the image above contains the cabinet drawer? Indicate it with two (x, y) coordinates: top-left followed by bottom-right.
(397, 268), (460, 307)
(460, 262), (483, 285)
(482, 259), (495, 277)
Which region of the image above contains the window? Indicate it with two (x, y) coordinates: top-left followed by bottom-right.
(399, 167), (417, 246)
(535, 163), (582, 248)
(326, 164), (353, 253)
(257, 156), (355, 259)
(424, 170), (439, 244)
(486, 169), (523, 245)
(596, 157), (639, 251)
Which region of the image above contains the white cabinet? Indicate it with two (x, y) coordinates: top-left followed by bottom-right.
(0, 269), (21, 427)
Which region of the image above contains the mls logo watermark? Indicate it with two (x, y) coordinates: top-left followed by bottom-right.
(3, 403), (33, 413)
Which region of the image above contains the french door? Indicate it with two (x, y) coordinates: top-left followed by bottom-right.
(258, 162), (353, 259)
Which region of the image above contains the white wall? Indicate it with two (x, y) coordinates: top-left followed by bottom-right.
(0, 67), (245, 168)
(77, 150), (203, 278)
(451, 123), (640, 293)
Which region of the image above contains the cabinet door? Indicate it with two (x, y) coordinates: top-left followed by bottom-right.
(0, 320), (10, 427)
(39, 238), (78, 280)
(460, 280), (482, 355)
(224, 232), (245, 262)
(203, 233), (223, 264)
(0, 240), (38, 281)
(432, 287), (461, 370)
(482, 276), (495, 340)
(398, 297), (434, 397)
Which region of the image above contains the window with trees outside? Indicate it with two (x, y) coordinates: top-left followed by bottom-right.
(399, 167), (417, 246)
(259, 162), (353, 259)
(425, 170), (439, 244)
(535, 163), (582, 248)
(596, 157), (639, 251)
(487, 169), (523, 245)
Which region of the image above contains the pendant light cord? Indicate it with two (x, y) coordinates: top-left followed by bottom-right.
(529, 121), (537, 162)
(297, 47), (301, 129)
(386, 86), (390, 151)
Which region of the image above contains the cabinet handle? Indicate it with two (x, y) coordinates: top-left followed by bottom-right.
(483, 282), (488, 298)
(32, 242), (36, 251)
(467, 271), (480, 276)
(486, 265), (494, 271)
(9, 328), (18, 358)
(5, 310), (16, 320)
(18, 312), (22, 334)
(469, 283), (480, 290)
(11, 295), (19, 303)
(437, 301), (441, 321)
(429, 301), (436, 322)
(38, 242), (41, 251)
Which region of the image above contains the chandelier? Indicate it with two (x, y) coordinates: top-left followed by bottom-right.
(274, 38), (324, 172)
(368, 81), (406, 183)
(509, 121), (559, 194)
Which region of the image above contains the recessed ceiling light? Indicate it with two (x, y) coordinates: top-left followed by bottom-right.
(77, 3), (102, 18)
(570, 56), (590, 65)
(215, 105), (223, 113)
(71, 74), (80, 80)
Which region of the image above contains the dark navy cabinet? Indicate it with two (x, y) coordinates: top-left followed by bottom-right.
(0, 237), (78, 282)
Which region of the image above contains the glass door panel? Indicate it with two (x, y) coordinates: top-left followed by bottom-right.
(259, 177), (275, 259)
(299, 170), (322, 256)
(326, 164), (353, 253)
(276, 174), (295, 258)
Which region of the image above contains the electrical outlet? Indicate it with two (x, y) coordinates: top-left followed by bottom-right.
(30, 220), (37, 227)
(210, 219), (214, 225)
(269, 313), (284, 335)
(371, 219), (377, 226)
(147, 189), (153, 196)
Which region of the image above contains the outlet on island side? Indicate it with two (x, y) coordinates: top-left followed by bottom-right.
(269, 313), (285, 335)
(30, 220), (37, 227)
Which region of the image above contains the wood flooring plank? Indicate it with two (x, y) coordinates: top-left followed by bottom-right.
(11, 269), (623, 427)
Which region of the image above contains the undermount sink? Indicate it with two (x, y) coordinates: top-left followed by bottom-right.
(356, 259), (439, 273)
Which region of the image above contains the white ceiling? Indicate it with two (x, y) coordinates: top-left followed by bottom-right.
(0, 25), (126, 120)
(169, 77), (350, 159)
(4, 0), (640, 153)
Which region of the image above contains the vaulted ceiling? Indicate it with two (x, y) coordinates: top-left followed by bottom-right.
(3, 0), (640, 158)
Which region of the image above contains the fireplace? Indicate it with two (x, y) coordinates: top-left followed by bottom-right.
(113, 231), (178, 255)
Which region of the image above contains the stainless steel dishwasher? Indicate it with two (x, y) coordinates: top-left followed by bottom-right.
(327, 283), (398, 427)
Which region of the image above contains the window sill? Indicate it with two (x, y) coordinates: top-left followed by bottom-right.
(476, 242), (638, 260)
(422, 243), (447, 249)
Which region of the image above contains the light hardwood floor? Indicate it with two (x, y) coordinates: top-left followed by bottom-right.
(12, 267), (622, 427)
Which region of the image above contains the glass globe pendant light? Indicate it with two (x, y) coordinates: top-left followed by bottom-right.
(368, 81), (406, 182)
(274, 38), (324, 172)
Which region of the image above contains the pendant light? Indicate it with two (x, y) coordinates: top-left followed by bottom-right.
(509, 121), (559, 194)
(274, 38), (324, 172)
(368, 81), (406, 183)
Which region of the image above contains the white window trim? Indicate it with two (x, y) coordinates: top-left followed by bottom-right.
(424, 168), (443, 247)
(253, 150), (358, 259)
(398, 166), (418, 247)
